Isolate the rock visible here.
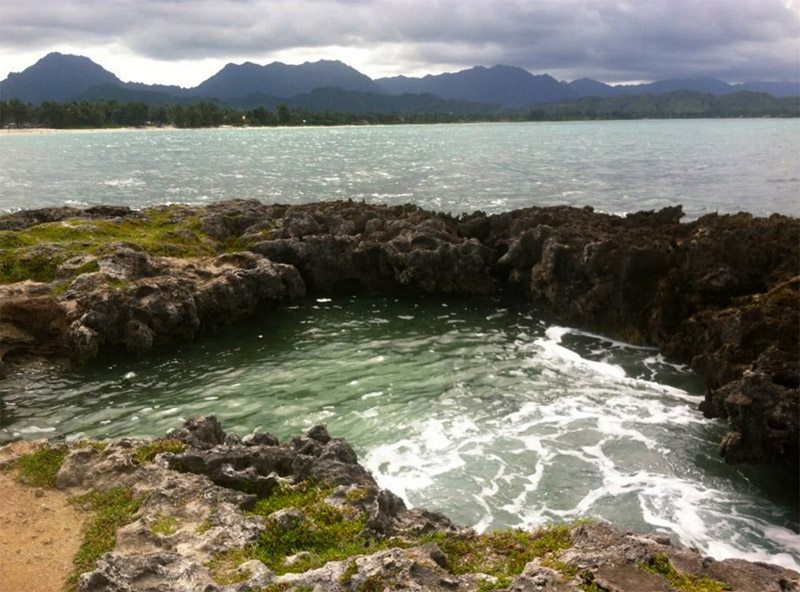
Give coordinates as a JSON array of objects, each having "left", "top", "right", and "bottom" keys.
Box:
[
  {"left": 235, "top": 559, "right": 273, "bottom": 587},
  {"left": 60, "top": 250, "right": 305, "bottom": 360},
  {"left": 664, "top": 278, "right": 800, "bottom": 466},
  {"left": 283, "top": 551, "right": 313, "bottom": 568},
  {"left": 2, "top": 418, "right": 797, "bottom": 592},
  {"left": 0, "top": 206, "right": 81, "bottom": 230},
  {"left": 558, "top": 521, "right": 800, "bottom": 592},
  {"left": 0, "top": 294, "right": 70, "bottom": 363},
  {"left": 77, "top": 552, "right": 220, "bottom": 592},
  {"left": 268, "top": 508, "right": 307, "bottom": 532},
  {"left": 167, "top": 416, "right": 231, "bottom": 450},
  {"left": 508, "top": 561, "right": 569, "bottom": 591},
  {"left": 304, "top": 424, "right": 332, "bottom": 444},
  {"left": 242, "top": 430, "right": 280, "bottom": 447}
]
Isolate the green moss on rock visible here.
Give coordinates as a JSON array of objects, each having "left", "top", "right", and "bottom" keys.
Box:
[
  {"left": 68, "top": 487, "right": 144, "bottom": 591},
  {"left": 640, "top": 554, "right": 732, "bottom": 592},
  {"left": 132, "top": 439, "right": 187, "bottom": 464},
  {"left": 0, "top": 205, "right": 238, "bottom": 284},
  {"left": 12, "top": 445, "right": 68, "bottom": 488}
]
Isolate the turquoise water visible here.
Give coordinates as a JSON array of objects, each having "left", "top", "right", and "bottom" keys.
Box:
[
  {"left": 1, "top": 120, "right": 799, "bottom": 218},
  {"left": 1, "top": 297, "right": 798, "bottom": 569},
  {"left": 0, "top": 120, "right": 799, "bottom": 569}
]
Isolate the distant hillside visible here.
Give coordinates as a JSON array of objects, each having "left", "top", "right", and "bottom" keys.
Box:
[
  {"left": 376, "top": 65, "right": 575, "bottom": 108},
  {"left": 225, "top": 87, "right": 501, "bottom": 114},
  {"left": 377, "top": 70, "right": 800, "bottom": 108},
  {"left": 565, "top": 78, "right": 800, "bottom": 101},
  {"left": 192, "top": 60, "right": 380, "bottom": 99},
  {"left": 527, "top": 90, "right": 800, "bottom": 119},
  {"left": 78, "top": 84, "right": 205, "bottom": 106},
  {"left": 738, "top": 81, "right": 800, "bottom": 97},
  {"left": 0, "top": 52, "right": 121, "bottom": 103}
]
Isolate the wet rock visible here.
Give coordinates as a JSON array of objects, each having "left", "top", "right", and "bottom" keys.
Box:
[{"left": 664, "top": 278, "right": 800, "bottom": 466}]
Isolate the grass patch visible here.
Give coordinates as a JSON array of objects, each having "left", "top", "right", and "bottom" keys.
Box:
[
  {"left": 74, "top": 440, "right": 109, "bottom": 453},
  {"left": 150, "top": 514, "right": 181, "bottom": 536},
  {"left": 12, "top": 445, "right": 68, "bottom": 488},
  {"left": 0, "top": 206, "right": 225, "bottom": 284},
  {"left": 195, "top": 507, "right": 216, "bottom": 535},
  {"left": 209, "top": 480, "right": 394, "bottom": 581},
  {"left": 132, "top": 439, "right": 187, "bottom": 464},
  {"left": 420, "top": 523, "right": 574, "bottom": 583},
  {"left": 209, "top": 485, "right": 593, "bottom": 586},
  {"left": 344, "top": 486, "right": 370, "bottom": 502},
  {"left": 640, "top": 554, "right": 732, "bottom": 592},
  {"left": 338, "top": 559, "right": 359, "bottom": 584},
  {"left": 0, "top": 246, "right": 64, "bottom": 283},
  {"left": 68, "top": 487, "right": 143, "bottom": 591}
]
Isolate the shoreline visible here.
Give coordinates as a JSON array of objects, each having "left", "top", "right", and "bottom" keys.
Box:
[
  {"left": 3, "top": 117, "right": 798, "bottom": 136},
  {"left": 2, "top": 125, "right": 180, "bottom": 135},
  {"left": 0, "top": 200, "right": 796, "bottom": 471}
]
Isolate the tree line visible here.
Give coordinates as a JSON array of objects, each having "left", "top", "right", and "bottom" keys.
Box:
[
  {"left": 0, "top": 98, "right": 504, "bottom": 129},
  {"left": 1, "top": 91, "right": 796, "bottom": 130}
]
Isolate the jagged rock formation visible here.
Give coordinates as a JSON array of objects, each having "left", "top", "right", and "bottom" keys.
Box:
[
  {"left": 2, "top": 417, "right": 797, "bottom": 592},
  {"left": 0, "top": 200, "right": 797, "bottom": 473}
]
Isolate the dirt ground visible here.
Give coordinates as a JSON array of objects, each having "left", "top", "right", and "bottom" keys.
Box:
[{"left": 0, "top": 470, "right": 85, "bottom": 592}]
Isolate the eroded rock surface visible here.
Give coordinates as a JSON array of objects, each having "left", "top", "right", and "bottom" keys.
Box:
[{"left": 1, "top": 417, "right": 797, "bottom": 592}]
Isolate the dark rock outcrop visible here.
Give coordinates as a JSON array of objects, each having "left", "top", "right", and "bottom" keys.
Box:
[
  {"left": 1, "top": 200, "right": 798, "bottom": 472},
  {"left": 0, "top": 247, "right": 305, "bottom": 366}
]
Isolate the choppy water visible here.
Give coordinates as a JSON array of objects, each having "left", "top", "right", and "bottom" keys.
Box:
[
  {"left": 1, "top": 119, "right": 799, "bottom": 218},
  {"left": 1, "top": 298, "right": 798, "bottom": 569}
]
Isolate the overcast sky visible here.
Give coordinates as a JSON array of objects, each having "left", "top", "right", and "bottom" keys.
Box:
[{"left": 1, "top": 0, "right": 798, "bottom": 87}]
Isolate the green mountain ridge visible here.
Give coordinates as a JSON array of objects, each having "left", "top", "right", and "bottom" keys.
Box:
[{"left": 2, "top": 52, "right": 799, "bottom": 110}]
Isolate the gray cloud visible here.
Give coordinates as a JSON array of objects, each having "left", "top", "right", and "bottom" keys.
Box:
[{"left": 1, "top": 0, "right": 798, "bottom": 82}]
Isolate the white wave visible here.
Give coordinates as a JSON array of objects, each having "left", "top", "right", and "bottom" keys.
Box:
[
  {"left": 535, "top": 327, "right": 627, "bottom": 381},
  {"left": 561, "top": 326, "right": 658, "bottom": 351},
  {"left": 361, "top": 391, "right": 384, "bottom": 400},
  {"left": 15, "top": 426, "right": 56, "bottom": 434},
  {"left": 102, "top": 177, "right": 145, "bottom": 187}
]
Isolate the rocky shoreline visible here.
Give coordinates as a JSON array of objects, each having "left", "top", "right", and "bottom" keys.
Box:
[
  {"left": 1, "top": 200, "right": 797, "bottom": 473},
  {"left": 2, "top": 416, "right": 798, "bottom": 592}
]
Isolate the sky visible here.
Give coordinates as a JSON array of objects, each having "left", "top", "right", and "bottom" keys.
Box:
[{"left": 1, "top": 0, "right": 799, "bottom": 88}]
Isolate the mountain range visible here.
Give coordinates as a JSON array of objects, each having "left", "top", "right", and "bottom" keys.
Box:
[{"left": 2, "top": 52, "right": 799, "bottom": 112}]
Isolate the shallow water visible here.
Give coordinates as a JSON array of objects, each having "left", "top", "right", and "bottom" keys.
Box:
[
  {"left": 1, "top": 297, "right": 798, "bottom": 569},
  {"left": 1, "top": 120, "right": 799, "bottom": 218}
]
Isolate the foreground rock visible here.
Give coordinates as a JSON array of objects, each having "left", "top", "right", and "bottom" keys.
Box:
[
  {"left": 2, "top": 417, "right": 797, "bottom": 592},
  {"left": 0, "top": 200, "right": 797, "bottom": 472}
]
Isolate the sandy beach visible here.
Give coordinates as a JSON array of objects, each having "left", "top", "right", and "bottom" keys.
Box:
[{"left": 2, "top": 125, "right": 179, "bottom": 135}]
